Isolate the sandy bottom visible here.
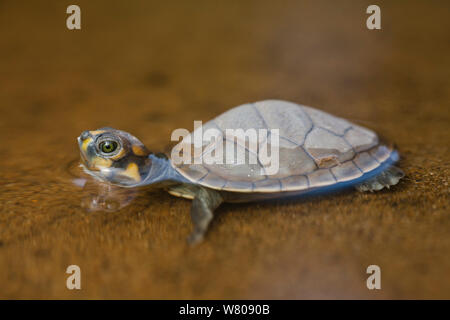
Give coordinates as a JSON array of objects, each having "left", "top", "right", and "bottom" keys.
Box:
[{"left": 0, "top": 1, "right": 448, "bottom": 298}]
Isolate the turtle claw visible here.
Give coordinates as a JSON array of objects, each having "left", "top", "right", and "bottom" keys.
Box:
[{"left": 356, "top": 166, "right": 404, "bottom": 192}]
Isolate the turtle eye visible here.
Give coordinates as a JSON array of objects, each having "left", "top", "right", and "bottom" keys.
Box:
[{"left": 99, "top": 140, "right": 118, "bottom": 154}]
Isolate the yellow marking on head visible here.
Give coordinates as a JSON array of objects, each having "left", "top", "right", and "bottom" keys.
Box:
[
  {"left": 92, "top": 157, "right": 112, "bottom": 168},
  {"left": 90, "top": 130, "right": 106, "bottom": 136},
  {"left": 132, "top": 145, "right": 147, "bottom": 156},
  {"left": 110, "top": 147, "right": 126, "bottom": 161},
  {"left": 167, "top": 190, "right": 194, "bottom": 200},
  {"left": 82, "top": 137, "right": 93, "bottom": 152},
  {"left": 122, "top": 162, "right": 141, "bottom": 182}
]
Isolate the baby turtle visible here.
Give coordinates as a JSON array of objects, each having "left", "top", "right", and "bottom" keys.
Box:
[{"left": 78, "top": 100, "right": 404, "bottom": 244}]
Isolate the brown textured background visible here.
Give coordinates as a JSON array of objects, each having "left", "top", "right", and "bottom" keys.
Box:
[{"left": 0, "top": 0, "right": 449, "bottom": 299}]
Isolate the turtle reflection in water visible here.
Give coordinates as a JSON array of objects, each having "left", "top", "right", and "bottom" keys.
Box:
[
  {"left": 69, "top": 168, "right": 139, "bottom": 212},
  {"left": 77, "top": 100, "right": 404, "bottom": 244}
]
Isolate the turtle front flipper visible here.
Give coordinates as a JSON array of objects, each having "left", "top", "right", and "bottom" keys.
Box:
[
  {"left": 355, "top": 166, "right": 404, "bottom": 192},
  {"left": 187, "top": 187, "right": 223, "bottom": 245}
]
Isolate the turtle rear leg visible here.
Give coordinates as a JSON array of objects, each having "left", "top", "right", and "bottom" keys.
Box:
[
  {"left": 356, "top": 166, "right": 404, "bottom": 192},
  {"left": 187, "top": 187, "right": 223, "bottom": 245}
]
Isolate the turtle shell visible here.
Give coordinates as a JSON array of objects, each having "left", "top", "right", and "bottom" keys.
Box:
[{"left": 171, "top": 100, "right": 396, "bottom": 193}]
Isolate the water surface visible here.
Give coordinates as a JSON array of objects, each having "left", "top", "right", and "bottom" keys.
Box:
[{"left": 0, "top": 0, "right": 449, "bottom": 298}]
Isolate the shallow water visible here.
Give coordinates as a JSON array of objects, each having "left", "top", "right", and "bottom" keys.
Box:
[
  {"left": 65, "top": 160, "right": 138, "bottom": 212},
  {"left": 0, "top": 1, "right": 449, "bottom": 298}
]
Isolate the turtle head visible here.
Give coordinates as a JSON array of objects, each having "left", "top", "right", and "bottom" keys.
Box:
[{"left": 77, "top": 127, "right": 151, "bottom": 186}]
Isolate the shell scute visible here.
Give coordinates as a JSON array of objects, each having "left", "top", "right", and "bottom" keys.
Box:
[
  {"left": 331, "top": 161, "right": 363, "bottom": 182},
  {"left": 214, "top": 103, "right": 267, "bottom": 131},
  {"left": 266, "top": 137, "right": 317, "bottom": 178},
  {"left": 353, "top": 152, "right": 380, "bottom": 173},
  {"left": 303, "top": 106, "right": 352, "bottom": 136},
  {"left": 280, "top": 175, "right": 309, "bottom": 191},
  {"left": 223, "top": 180, "right": 254, "bottom": 191},
  {"left": 253, "top": 178, "right": 282, "bottom": 192},
  {"left": 307, "top": 168, "right": 337, "bottom": 187},
  {"left": 370, "top": 145, "right": 391, "bottom": 163},
  {"left": 254, "top": 100, "right": 313, "bottom": 145},
  {"left": 344, "top": 126, "right": 378, "bottom": 152},
  {"left": 304, "top": 127, "right": 355, "bottom": 167}
]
